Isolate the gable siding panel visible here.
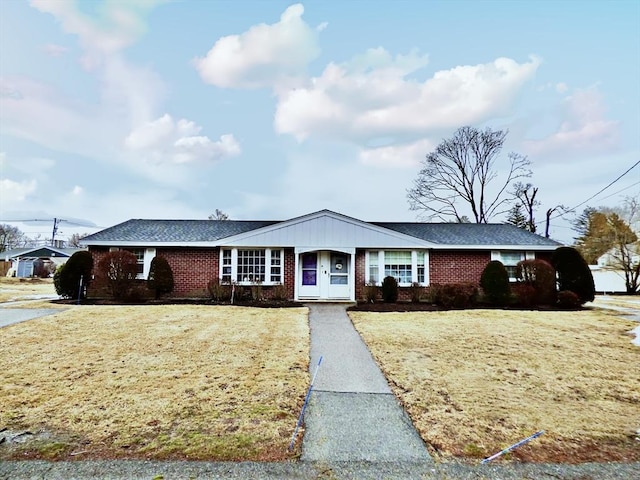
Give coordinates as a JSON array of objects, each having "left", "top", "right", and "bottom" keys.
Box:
[{"left": 429, "top": 251, "right": 490, "bottom": 285}]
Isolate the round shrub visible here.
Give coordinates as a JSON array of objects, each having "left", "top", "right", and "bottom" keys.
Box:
[
  {"left": 433, "top": 282, "right": 478, "bottom": 309},
  {"left": 55, "top": 250, "right": 93, "bottom": 299},
  {"left": 515, "top": 259, "right": 557, "bottom": 305},
  {"left": 147, "top": 256, "right": 174, "bottom": 299},
  {"left": 97, "top": 250, "right": 138, "bottom": 300},
  {"left": 480, "top": 260, "right": 511, "bottom": 306},
  {"left": 381, "top": 276, "right": 398, "bottom": 303},
  {"left": 551, "top": 246, "right": 595, "bottom": 305},
  {"left": 557, "top": 290, "right": 582, "bottom": 309}
]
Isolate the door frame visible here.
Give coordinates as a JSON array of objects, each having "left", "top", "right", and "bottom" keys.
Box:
[{"left": 294, "top": 247, "right": 355, "bottom": 301}]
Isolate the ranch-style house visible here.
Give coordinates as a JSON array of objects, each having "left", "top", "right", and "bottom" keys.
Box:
[{"left": 82, "top": 209, "right": 563, "bottom": 301}]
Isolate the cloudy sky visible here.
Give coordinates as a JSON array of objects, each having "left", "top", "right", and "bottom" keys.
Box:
[{"left": 1, "top": 0, "right": 639, "bottom": 244}]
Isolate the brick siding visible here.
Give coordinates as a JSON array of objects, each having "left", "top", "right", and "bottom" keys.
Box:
[{"left": 429, "top": 250, "right": 491, "bottom": 285}]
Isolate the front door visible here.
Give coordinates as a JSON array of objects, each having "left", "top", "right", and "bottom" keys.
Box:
[{"left": 298, "top": 251, "right": 351, "bottom": 300}]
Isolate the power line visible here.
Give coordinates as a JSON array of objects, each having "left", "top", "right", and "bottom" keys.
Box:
[{"left": 563, "top": 159, "right": 640, "bottom": 215}]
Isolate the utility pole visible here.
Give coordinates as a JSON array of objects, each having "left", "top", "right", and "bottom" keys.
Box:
[{"left": 51, "top": 218, "right": 64, "bottom": 246}]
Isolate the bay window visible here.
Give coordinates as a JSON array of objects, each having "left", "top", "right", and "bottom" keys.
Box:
[
  {"left": 220, "top": 248, "right": 283, "bottom": 284},
  {"left": 366, "top": 250, "right": 429, "bottom": 286}
]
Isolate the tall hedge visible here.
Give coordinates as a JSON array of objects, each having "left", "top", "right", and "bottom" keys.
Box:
[
  {"left": 551, "top": 246, "right": 595, "bottom": 304},
  {"left": 147, "top": 256, "right": 174, "bottom": 299},
  {"left": 381, "top": 276, "right": 398, "bottom": 303},
  {"left": 54, "top": 250, "right": 93, "bottom": 299},
  {"left": 480, "top": 260, "right": 511, "bottom": 306}
]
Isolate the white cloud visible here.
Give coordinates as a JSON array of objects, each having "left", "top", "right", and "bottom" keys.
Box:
[
  {"left": 0, "top": 178, "right": 38, "bottom": 204},
  {"left": 194, "top": 3, "right": 323, "bottom": 89},
  {"left": 524, "top": 86, "right": 619, "bottom": 157},
  {"left": 43, "top": 43, "right": 68, "bottom": 56},
  {"left": 124, "top": 114, "right": 241, "bottom": 165},
  {"left": 555, "top": 82, "right": 568, "bottom": 94},
  {"left": 71, "top": 185, "right": 84, "bottom": 196},
  {"left": 359, "top": 138, "right": 434, "bottom": 168},
  {"left": 274, "top": 54, "right": 541, "bottom": 143}
]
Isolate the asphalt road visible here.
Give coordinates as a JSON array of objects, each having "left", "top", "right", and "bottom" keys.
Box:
[{"left": 0, "top": 308, "right": 61, "bottom": 328}]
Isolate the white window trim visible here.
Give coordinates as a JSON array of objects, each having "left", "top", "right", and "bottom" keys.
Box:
[
  {"left": 365, "top": 250, "right": 429, "bottom": 287},
  {"left": 108, "top": 247, "right": 156, "bottom": 279},
  {"left": 491, "top": 250, "right": 535, "bottom": 280},
  {"left": 219, "top": 248, "right": 284, "bottom": 286}
]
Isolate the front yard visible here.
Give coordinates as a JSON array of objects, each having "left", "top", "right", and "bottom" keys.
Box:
[
  {"left": 0, "top": 304, "right": 309, "bottom": 460},
  {"left": 350, "top": 308, "right": 640, "bottom": 463}
]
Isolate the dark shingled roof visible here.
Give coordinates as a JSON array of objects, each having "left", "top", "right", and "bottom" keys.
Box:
[
  {"left": 82, "top": 216, "right": 562, "bottom": 247},
  {"left": 373, "top": 222, "right": 562, "bottom": 246},
  {"left": 82, "top": 219, "right": 278, "bottom": 243}
]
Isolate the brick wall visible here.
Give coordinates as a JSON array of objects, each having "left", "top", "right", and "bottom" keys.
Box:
[
  {"left": 157, "top": 248, "right": 218, "bottom": 297},
  {"left": 429, "top": 250, "right": 490, "bottom": 285}
]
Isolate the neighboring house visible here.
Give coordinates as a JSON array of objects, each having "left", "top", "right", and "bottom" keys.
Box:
[
  {"left": 591, "top": 244, "right": 640, "bottom": 293},
  {"left": 2, "top": 246, "right": 85, "bottom": 277},
  {"left": 81, "top": 209, "right": 562, "bottom": 301}
]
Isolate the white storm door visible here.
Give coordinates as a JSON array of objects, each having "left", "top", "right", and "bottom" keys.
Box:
[
  {"left": 322, "top": 252, "right": 350, "bottom": 299},
  {"left": 299, "top": 252, "right": 320, "bottom": 298}
]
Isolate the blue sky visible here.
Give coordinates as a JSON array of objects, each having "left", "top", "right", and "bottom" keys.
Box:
[{"left": 1, "top": 0, "right": 639, "bottom": 244}]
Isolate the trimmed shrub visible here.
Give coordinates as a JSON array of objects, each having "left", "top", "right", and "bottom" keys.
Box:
[
  {"left": 147, "top": 256, "right": 174, "bottom": 299},
  {"left": 207, "top": 278, "right": 232, "bottom": 302},
  {"left": 515, "top": 259, "right": 557, "bottom": 305},
  {"left": 551, "top": 246, "right": 595, "bottom": 305},
  {"left": 511, "top": 283, "right": 537, "bottom": 308},
  {"left": 363, "top": 282, "right": 379, "bottom": 303},
  {"left": 557, "top": 290, "right": 582, "bottom": 309},
  {"left": 55, "top": 250, "right": 94, "bottom": 299},
  {"left": 97, "top": 250, "right": 138, "bottom": 301},
  {"left": 433, "top": 283, "right": 478, "bottom": 309},
  {"left": 480, "top": 260, "right": 511, "bottom": 306},
  {"left": 381, "top": 276, "right": 398, "bottom": 303}
]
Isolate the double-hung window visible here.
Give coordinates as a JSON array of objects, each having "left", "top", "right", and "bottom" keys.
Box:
[
  {"left": 220, "top": 248, "right": 283, "bottom": 284},
  {"left": 491, "top": 251, "right": 534, "bottom": 280},
  {"left": 366, "top": 250, "right": 428, "bottom": 286}
]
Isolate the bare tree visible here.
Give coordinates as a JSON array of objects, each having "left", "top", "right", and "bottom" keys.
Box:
[
  {"left": 0, "top": 224, "right": 24, "bottom": 252},
  {"left": 68, "top": 233, "right": 88, "bottom": 248},
  {"left": 407, "top": 126, "right": 531, "bottom": 223},
  {"left": 512, "top": 182, "right": 539, "bottom": 232},
  {"left": 208, "top": 209, "right": 230, "bottom": 220}
]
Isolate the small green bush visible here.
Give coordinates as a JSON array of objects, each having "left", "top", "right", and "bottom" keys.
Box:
[
  {"left": 551, "top": 247, "right": 595, "bottom": 305},
  {"left": 147, "top": 256, "right": 174, "bottom": 299},
  {"left": 480, "top": 260, "right": 511, "bottom": 306},
  {"left": 433, "top": 283, "right": 478, "bottom": 309},
  {"left": 381, "top": 276, "right": 398, "bottom": 303},
  {"left": 557, "top": 290, "right": 582, "bottom": 309},
  {"left": 55, "top": 250, "right": 93, "bottom": 299}
]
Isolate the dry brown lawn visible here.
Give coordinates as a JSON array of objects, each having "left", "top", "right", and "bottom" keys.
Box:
[
  {"left": 0, "top": 305, "right": 309, "bottom": 461},
  {"left": 0, "top": 277, "right": 58, "bottom": 304},
  {"left": 350, "top": 309, "right": 640, "bottom": 463}
]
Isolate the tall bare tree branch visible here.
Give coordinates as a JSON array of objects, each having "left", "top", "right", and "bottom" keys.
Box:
[{"left": 407, "top": 126, "right": 531, "bottom": 223}]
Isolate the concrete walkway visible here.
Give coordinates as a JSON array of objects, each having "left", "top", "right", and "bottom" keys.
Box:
[{"left": 301, "top": 304, "right": 432, "bottom": 463}]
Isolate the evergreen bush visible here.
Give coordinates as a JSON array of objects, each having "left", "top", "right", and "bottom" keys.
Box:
[
  {"left": 147, "top": 256, "right": 174, "bottom": 299},
  {"left": 433, "top": 283, "right": 478, "bottom": 309},
  {"left": 551, "top": 246, "right": 595, "bottom": 305},
  {"left": 55, "top": 250, "right": 93, "bottom": 299},
  {"left": 515, "top": 259, "right": 557, "bottom": 305},
  {"left": 381, "top": 276, "right": 398, "bottom": 303},
  {"left": 480, "top": 260, "right": 511, "bottom": 306}
]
